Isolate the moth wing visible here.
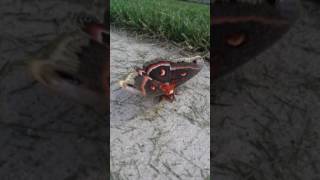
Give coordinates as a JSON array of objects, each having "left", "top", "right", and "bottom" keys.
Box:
[
  {"left": 170, "top": 61, "right": 203, "bottom": 87},
  {"left": 133, "top": 75, "right": 163, "bottom": 97},
  {"left": 73, "top": 12, "right": 107, "bottom": 45},
  {"left": 143, "top": 60, "right": 172, "bottom": 83}
]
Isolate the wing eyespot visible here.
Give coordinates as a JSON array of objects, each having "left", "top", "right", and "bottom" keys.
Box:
[
  {"left": 150, "top": 85, "right": 156, "bottom": 91},
  {"left": 180, "top": 72, "right": 187, "bottom": 77},
  {"left": 160, "top": 68, "right": 166, "bottom": 76},
  {"left": 225, "top": 32, "right": 247, "bottom": 47}
]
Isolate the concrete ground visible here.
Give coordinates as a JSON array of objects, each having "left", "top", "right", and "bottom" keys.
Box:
[
  {"left": 1, "top": 0, "right": 318, "bottom": 179},
  {"left": 110, "top": 29, "right": 210, "bottom": 180},
  {"left": 213, "top": 1, "right": 320, "bottom": 179},
  {"left": 0, "top": 1, "right": 107, "bottom": 180},
  {"left": 0, "top": 0, "right": 210, "bottom": 180}
]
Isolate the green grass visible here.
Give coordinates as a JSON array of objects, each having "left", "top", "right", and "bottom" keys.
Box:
[{"left": 110, "top": 0, "right": 210, "bottom": 52}]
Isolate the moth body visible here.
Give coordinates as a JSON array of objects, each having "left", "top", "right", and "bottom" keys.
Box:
[{"left": 29, "top": 13, "right": 108, "bottom": 112}]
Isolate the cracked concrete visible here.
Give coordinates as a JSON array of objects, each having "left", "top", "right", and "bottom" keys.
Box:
[
  {"left": 110, "top": 29, "right": 210, "bottom": 180},
  {"left": 0, "top": 1, "right": 107, "bottom": 180},
  {"left": 212, "top": 1, "right": 320, "bottom": 179}
]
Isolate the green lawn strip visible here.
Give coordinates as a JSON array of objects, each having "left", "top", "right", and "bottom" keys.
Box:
[{"left": 110, "top": 0, "right": 209, "bottom": 52}]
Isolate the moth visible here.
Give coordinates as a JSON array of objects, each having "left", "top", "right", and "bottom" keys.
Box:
[
  {"left": 212, "top": 0, "right": 300, "bottom": 79},
  {"left": 119, "top": 56, "right": 204, "bottom": 102},
  {"left": 28, "top": 13, "right": 108, "bottom": 112}
]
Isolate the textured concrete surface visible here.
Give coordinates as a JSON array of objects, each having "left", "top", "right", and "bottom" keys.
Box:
[
  {"left": 110, "top": 29, "right": 210, "bottom": 180},
  {"left": 213, "top": 1, "right": 320, "bottom": 179},
  {"left": 0, "top": 1, "right": 107, "bottom": 180}
]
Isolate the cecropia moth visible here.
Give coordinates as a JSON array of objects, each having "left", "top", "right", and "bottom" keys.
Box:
[
  {"left": 29, "top": 13, "right": 108, "bottom": 111},
  {"left": 119, "top": 56, "right": 204, "bottom": 102}
]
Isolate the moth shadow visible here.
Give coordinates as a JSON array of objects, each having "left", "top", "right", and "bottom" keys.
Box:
[{"left": 111, "top": 87, "right": 160, "bottom": 124}]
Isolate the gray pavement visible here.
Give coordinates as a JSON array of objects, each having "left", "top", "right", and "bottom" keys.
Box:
[
  {"left": 0, "top": 1, "right": 107, "bottom": 180},
  {"left": 213, "top": 1, "right": 320, "bottom": 179},
  {"left": 1, "top": 0, "right": 318, "bottom": 180},
  {"left": 110, "top": 29, "right": 210, "bottom": 180}
]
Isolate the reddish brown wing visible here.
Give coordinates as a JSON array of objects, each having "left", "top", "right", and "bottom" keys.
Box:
[
  {"left": 134, "top": 60, "right": 202, "bottom": 97},
  {"left": 169, "top": 61, "right": 202, "bottom": 87},
  {"left": 82, "top": 22, "right": 108, "bottom": 98},
  {"left": 144, "top": 60, "right": 172, "bottom": 83},
  {"left": 133, "top": 74, "right": 164, "bottom": 97},
  {"left": 212, "top": 0, "right": 300, "bottom": 79},
  {"left": 144, "top": 60, "right": 202, "bottom": 85}
]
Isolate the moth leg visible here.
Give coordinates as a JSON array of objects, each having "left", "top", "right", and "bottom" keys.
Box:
[
  {"left": 170, "top": 94, "right": 176, "bottom": 102},
  {"left": 159, "top": 94, "right": 175, "bottom": 102},
  {"left": 174, "top": 90, "right": 181, "bottom": 95}
]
